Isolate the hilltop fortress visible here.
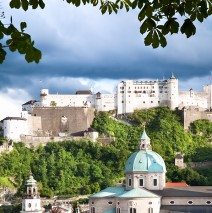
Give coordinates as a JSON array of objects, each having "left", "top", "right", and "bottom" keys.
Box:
[
  {"left": 1, "top": 75, "right": 212, "bottom": 142},
  {"left": 23, "top": 74, "right": 212, "bottom": 114}
]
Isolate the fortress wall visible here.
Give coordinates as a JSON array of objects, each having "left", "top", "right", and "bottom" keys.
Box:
[
  {"left": 20, "top": 135, "right": 87, "bottom": 147},
  {"left": 182, "top": 108, "right": 212, "bottom": 130},
  {"left": 179, "top": 91, "right": 207, "bottom": 109},
  {"left": 28, "top": 116, "right": 42, "bottom": 135},
  {"left": 32, "top": 107, "right": 95, "bottom": 136}
]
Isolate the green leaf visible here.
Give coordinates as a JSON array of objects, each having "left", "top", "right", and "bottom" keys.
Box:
[
  {"left": 197, "top": 12, "right": 204, "bottom": 22},
  {"left": 137, "top": 1, "right": 143, "bottom": 9},
  {"left": 0, "top": 31, "right": 3, "bottom": 39},
  {"left": 146, "top": 5, "right": 153, "bottom": 18},
  {"left": 101, "top": 5, "right": 107, "bottom": 14},
  {"left": 0, "top": 48, "right": 6, "bottom": 64},
  {"left": 140, "top": 20, "right": 148, "bottom": 34},
  {"left": 38, "top": 0, "right": 45, "bottom": 9},
  {"left": 157, "top": 29, "right": 167, "bottom": 48},
  {"left": 33, "top": 48, "right": 42, "bottom": 63},
  {"left": 190, "top": 12, "right": 196, "bottom": 21},
  {"left": 178, "top": 3, "right": 185, "bottom": 16},
  {"left": 10, "top": 0, "right": 21, "bottom": 9},
  {"left": 75, "top": 0, "right": 81, "bottom": 7},
  {"left": 180, "top": 19, "right": 196, "bottom": 38},
  {"left": 29, "top": 0, "right": 39, "bottom": 9},
  {"left": 120, "top": 1, "right": 124, "bottom": 9},
  {"left": 170, "top": 20, "right": 179, "bottom": 34},
  {"left": 21, "top": 0, "right": 29, "bottom": 11},
  {"left": 124, "top": 2, "right": 130, "bottom": 12},
  {"left": 138, "top": 8, "right": 146, "bottom": 22},
  {"left": 131, "top": 0, "right": 137, "bottom": 9},
  {"left": 162, "top": 20, "right": 171, "bottom": 35},
  {"left": 152, "top": 31, "right": 159, "bottom": 48},
  {"left": 144, "top": 30, "right": 153, "bottom": 46},
  {"left": 20, "top": 22, "right": 27, "bottom": 32},
  {"left": 108, "top": 4, "right": 112, "bottom": 14}
]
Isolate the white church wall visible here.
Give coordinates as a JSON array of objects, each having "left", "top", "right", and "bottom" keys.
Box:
[{"left": 117, "top": 197, "right": 161, "bottom": 213}]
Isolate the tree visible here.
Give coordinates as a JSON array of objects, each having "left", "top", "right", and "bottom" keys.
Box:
[{"left": 0, "top": 0, "right": 212, "bottom": 63}]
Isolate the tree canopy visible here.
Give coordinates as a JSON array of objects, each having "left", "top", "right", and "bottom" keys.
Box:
[
  {"left": 0, "top": 0, "right": 212, "bottom": 63},
  {"left": 0, "top": 107, "right": 211, "bottom": 199}
]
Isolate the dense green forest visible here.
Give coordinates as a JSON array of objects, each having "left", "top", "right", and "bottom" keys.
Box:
[{"left": 0, "top": 107, "right": 211, "bottom": 199}]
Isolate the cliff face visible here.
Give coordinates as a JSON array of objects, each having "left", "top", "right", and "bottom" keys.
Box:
[{"left": 32, "top": 107, "right": 95, "bottom": 136}]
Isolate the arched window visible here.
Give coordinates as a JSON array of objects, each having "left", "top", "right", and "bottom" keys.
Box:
[
  {"left": 91, "top": 207, "right": 95, "bottom": 213},
  {"left": 129, "top": 208, "right": 136, "bottom": 213},
  {"left": 116, "top": 207, "right": 121, "bottom": 213},
  {"left": 148, "top": 207, "right": 153, "bottom": 213}
]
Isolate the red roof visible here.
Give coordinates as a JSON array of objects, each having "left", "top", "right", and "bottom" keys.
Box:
[{"left": 166, "top": 182, "right": 188, "bottom": 187}]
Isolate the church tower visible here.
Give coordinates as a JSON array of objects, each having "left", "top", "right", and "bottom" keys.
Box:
[
  {"left": 20, "top": 173, "right": 42, "bottom": 213},
  {"left": 125, "top": 129, "right": 166, "bottom": 190}
]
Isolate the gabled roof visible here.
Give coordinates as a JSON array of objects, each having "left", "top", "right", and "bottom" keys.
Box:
[
  {"left": 90, "top": 187, "right": 125, "bottom": 198},
  {"left": 22, "top": 100, "right": 38, "bottom": 105},
  {"left": 2, "top": 117, "right": 27, "bottom": 121},
  {"left": 118, "top": 187, "right": 160, "bottom": 198},
  {"left": 90, "top": 187, "right": 160, "bottom": 199}
]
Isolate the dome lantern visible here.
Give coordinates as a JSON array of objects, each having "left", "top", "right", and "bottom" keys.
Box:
[{"left": 138, "top": 128, "right": 152, "bottom": 151}]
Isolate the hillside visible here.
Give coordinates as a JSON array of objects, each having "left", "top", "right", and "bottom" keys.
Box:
[{"left": 0, "top": 107, "right": 211, "bottom": 199}]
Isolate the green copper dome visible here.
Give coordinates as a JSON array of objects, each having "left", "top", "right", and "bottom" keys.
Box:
[
  {"left": 25, "top": 173, "right": 37, "bottom": 186},
  {"left": 125, "top": 150, "right": 166, "bottom": 173}
]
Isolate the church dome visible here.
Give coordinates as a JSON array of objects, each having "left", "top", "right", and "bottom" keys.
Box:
[
  {"left": 125, "top": 129, "right": 166, "bottom": 173},
  {"left": 125, "top": 150, "right": 166, "bottom": 173}
]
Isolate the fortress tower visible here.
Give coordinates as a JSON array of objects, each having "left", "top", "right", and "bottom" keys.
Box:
[{"left": 167, "top": 73, "right": 179, "bottom": 110}]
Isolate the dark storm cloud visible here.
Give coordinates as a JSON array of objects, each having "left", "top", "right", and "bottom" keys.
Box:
[{"left": 1, "top": 0, "right": 212, "bottom": 99}]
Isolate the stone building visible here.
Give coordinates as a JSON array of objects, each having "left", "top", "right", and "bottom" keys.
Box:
[
  {"left": 89, "top": 130, "right": 212, "bottom": 213},
  {"left": 23, "top": 75, "right": 212, "bottom": 115},
  {"left": 117, "top": 75, "right": 212, "bottom": 114}
]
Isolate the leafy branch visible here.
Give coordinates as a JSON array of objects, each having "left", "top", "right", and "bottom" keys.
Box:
[{"left": 0, "top": 0, "right": 211, "bottom": 63}]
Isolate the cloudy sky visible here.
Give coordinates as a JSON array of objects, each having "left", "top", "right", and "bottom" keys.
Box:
[{"left": 0, "top": 0, "right": 212, "bottom": 120}]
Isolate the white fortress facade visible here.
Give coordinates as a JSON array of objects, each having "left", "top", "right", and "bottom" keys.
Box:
[
  {"left": 22, "top": 75, "right": 212, "bottom": 115},
  {"left": 1, "top": 74, "right": 212, "bottom": 142},
  {"left": 38, "top": 89, "right": 117, "bottom": 112}
]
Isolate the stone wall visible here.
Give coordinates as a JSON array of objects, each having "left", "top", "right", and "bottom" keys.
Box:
[
  {"left": 182, "top": 107, "right": 212, "bottom": 130},
  {"left": 20, "top": 135, "right": 92, "bottom": 148},
  {"left": 32, "top": 107, "right": 95, "bottom": 136}
]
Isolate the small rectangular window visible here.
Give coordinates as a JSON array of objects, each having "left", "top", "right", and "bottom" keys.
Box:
[
  {"left": 153, "top": 179, "right": 157, "bottom": 186},
  {"left": 139, "top": 179, "right": 144, "bottom": 186},
  {"left": 128, "top": 178, "right": 132, "bottom": 187}
]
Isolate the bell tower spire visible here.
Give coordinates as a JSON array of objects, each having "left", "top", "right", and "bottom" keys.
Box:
[
  {"left": 138, "top": 128, "right": 152, "bottom": 151},
  {"left": 20, "top": 172, "right": 42, "bottom": 213}
]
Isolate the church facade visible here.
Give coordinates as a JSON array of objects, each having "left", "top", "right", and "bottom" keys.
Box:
[{"left": 89, "top": 130, "right": 212, "bottom": 213}]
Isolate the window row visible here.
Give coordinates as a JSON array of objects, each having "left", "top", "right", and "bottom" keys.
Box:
[
  {"left": 169, "top": 200, "right": 211, "bottom": 205},
  {"left": 128, "top": 178, "right": 158, "bottom": 187},
  {"left": 91, "top": 206, "right": 154, "bottom": 213}
]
